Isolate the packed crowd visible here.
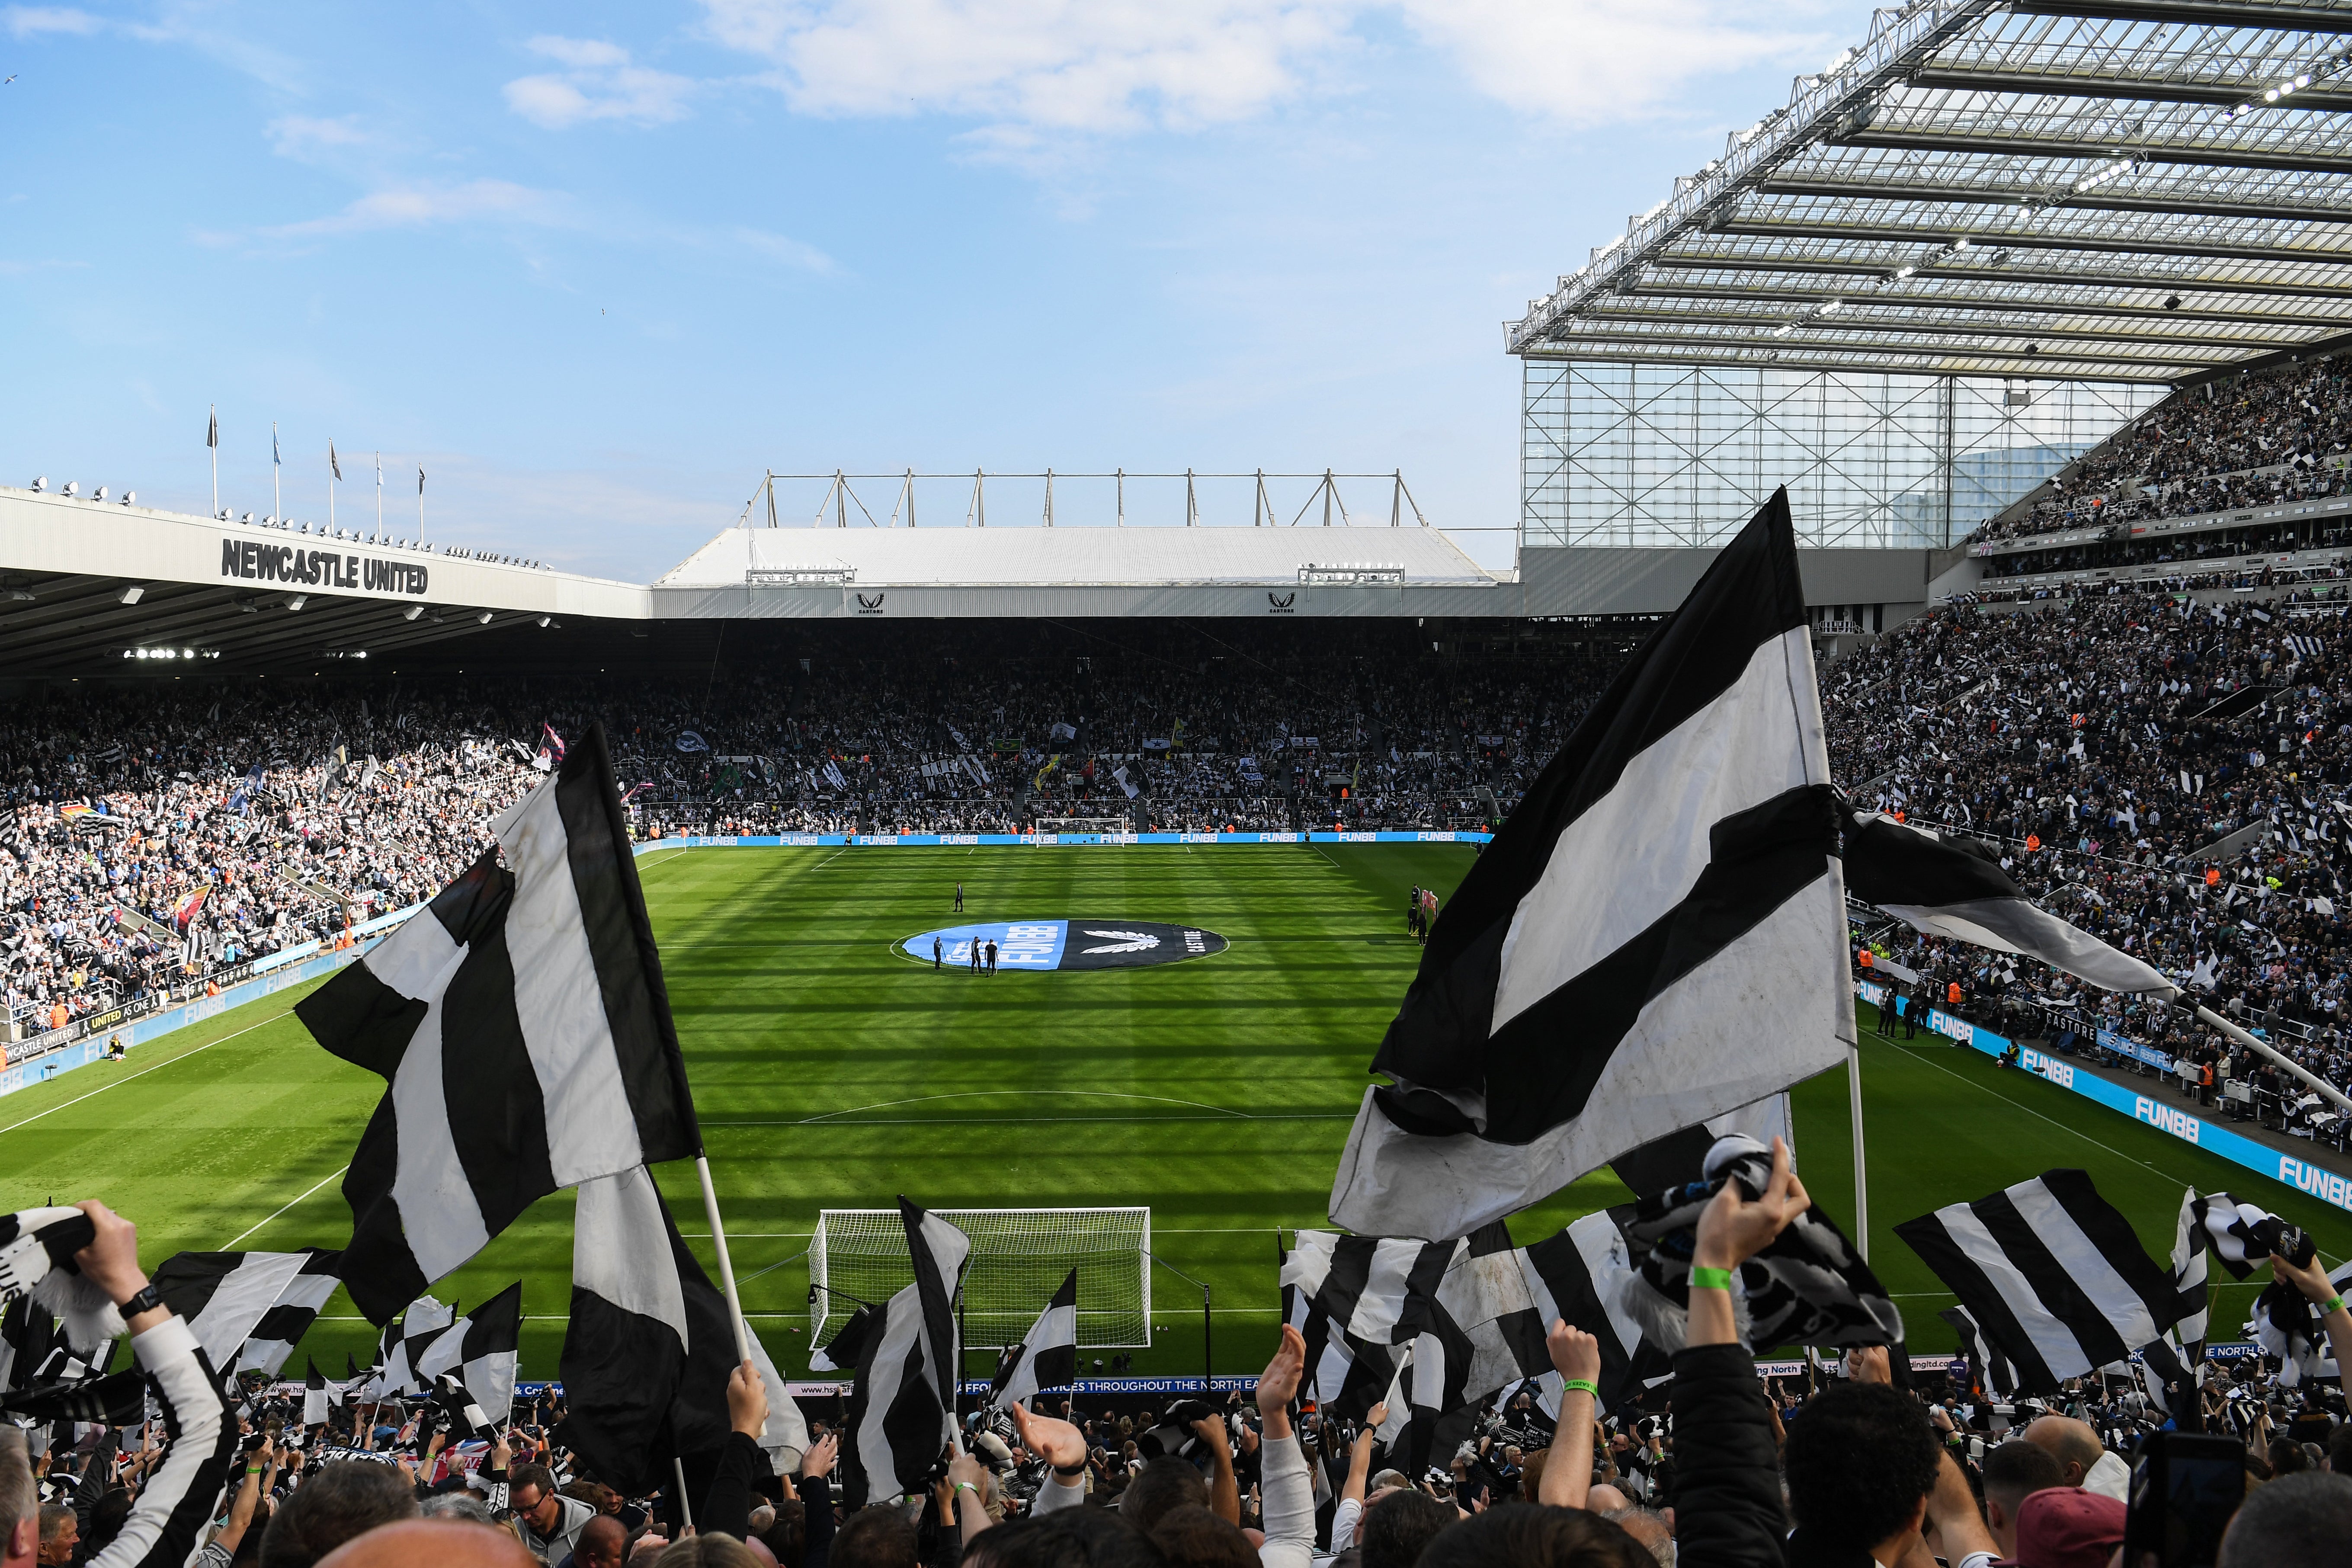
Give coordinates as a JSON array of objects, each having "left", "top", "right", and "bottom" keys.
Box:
[
  {"left": 1, "top": 628, "right": 1628, "bottom": 1036},
  {"left": 1973, "top": 354, "right": 2352, "bottom": 548},
  {"left": 1823, "top": 577, "right": 2352, "bottom": 1100},
  {"left": 24, "top": 1170, "right": 2352, "bottom": 1567}
]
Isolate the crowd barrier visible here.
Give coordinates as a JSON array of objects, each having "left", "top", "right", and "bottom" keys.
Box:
[
  {"left": 1858, "top": 979, "right": 2352, "bottom": 1215},
  {"left": 633, "top": 830, "right": 1493, "bottom": 850}
]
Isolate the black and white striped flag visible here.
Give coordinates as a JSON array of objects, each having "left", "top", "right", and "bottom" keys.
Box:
[
  {"left": 415, "top": 1282, "right": 522, "bottom": 1430},
  {"left": 840, "top": 1199, "right": 971, "bottom": 1506},
  {"left": 304, "top": 1357, "right": 337, "bottom": 1427},
  {"left": 150, "top": 1250, "right": 316, "bottom": 1376},
  {"left": 1330, "top": 491, "right": 1852, "bottom": 1240},
  {"left": 990, "top": 1270, "right": 1077, "bottom": 1410},
  {"left": 364, "top": 1295, "right": 456, "bottom": 1399},
  {"left": 557, "top": 1165, "right": 808, "bottom": 1494},
  {"left": 1895, "top": 1170, "right": 2183, "bottom": 1394},
  {"left": 1940, "top": 1306, "right": 2017, "bottom": 1399},
  {"left": 433, "top": 1372, "right": 495, "bottom": 1440},
  {"left": 1280, "top": 1231, "right": 1456, "bottom": 1419},
  {"left": 296, "top": 720, "right": 702, "bottom": 1324},
  {"left": 237, "top": 1248, "right": 343, "bottom": 1378},
  {"left": 1843, "top": 812, "right": 2176, "bottom": 996}
]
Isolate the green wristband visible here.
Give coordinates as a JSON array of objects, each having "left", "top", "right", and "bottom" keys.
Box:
[
  {"left": 1690, "top": 1265, "right": 1735, "bottom": 1292},
  {"left": 2326, "top": 1294, "right": 2346, "bottom": 1316},
  {"left": 1563, "top": 1379, "right": 1598, "bottom": 1398}
]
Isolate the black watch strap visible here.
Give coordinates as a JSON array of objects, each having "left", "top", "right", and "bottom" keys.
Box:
[{"left": 120, "top": 1283, "right": 166, "bottom": 1319}]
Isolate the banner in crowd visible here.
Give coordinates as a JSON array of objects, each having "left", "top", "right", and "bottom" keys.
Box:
[{"left": 1858, "top": 981, "right": 2352, "bottom": 1215}]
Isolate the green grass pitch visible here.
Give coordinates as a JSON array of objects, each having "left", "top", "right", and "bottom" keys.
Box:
[{"left": 6, "top": 843, "right": 2348, "bottom": 1382}]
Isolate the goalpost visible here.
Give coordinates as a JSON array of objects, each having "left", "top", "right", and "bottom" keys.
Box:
[
  {"left": 1033, "top": 817, "right": 1133, "bottom": 834},
  {"left": 811, "top": 1207, "right": 1152, "bottom": 1350}
]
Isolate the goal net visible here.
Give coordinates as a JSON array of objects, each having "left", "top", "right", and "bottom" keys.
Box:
[
  {"left": 811, "top": 1207, "right": 1151, "bottom": 1351},
  {"left": 1034, "top": 817, "right": 1132, "bottom": 834}
]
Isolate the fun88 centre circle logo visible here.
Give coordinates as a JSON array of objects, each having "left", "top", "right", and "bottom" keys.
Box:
[{"left": 899, "top": 919, "right": 1227, "bottom": 972}]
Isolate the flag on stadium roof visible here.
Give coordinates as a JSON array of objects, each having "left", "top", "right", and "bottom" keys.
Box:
[
  {"left": 840, "top": 1199, "right": 970, "bottom": 1506},
  {"left": 1895, "top": 1169, "right": 2183, "bottom": 1396},
  {"left": 234, "top": 1247, "right": 342, "bottom": 1378},
  {"left": 1842, "top": 810, "right": 2176, "bottom": 996},
  {"left": 990, "top": 1269, "right": 1078, "bottom": 1411},
  {"left": 557, "top": 1164, "right": 807, "bottom": 1494},
  {"left": 1329, "top": 488, "right": 1850, "bottom": 1240},
  {"left": 295, "top": 719, "right": 701, "bottom": 1323}
]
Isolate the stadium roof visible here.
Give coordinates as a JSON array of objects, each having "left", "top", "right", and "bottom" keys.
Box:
[
  {"left": 1507, "top": 0, "right": 2352, "bottom": 384},
  {"left": 659, "top": 525, "right": 1497, "bottom": 589}
]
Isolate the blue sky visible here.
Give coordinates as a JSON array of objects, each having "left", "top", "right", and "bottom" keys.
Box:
[{"left": 0, "top": 0, "right": 1874, "bottom": 579}]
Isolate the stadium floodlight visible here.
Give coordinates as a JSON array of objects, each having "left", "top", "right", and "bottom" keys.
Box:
[
  {"left": 476, "top": 610, "right": 493, "bottom": 624},
  {"left": 537, "top": 616, "right": 556, "bottom": 628},
  {"left": 241, "top": 512, "right": 255, "bottom": 523},
  {"left": 1, "top": 588, "right": 33, "bottom": 603},
  {"left": 218, "top": 508, "right": 231, "bottom": 520},
  {"left": 1894, "top": 265, "right": 1914, "bottom": 279},
  {"left": 285, "top": 595, "right": 306, "bottom": 611},
  {"left": 121, "top": 491, "right": 134, "bottom": 505},
  {"left": 61, "top": 481, "right": 77, "bottom": 497},
  {"left": 92, "top": 486, "right": 107, "bottom": 501},
  {"left": 402, "top": 604, "right": 424, "bottom": 621},
  {"left": 118, "top": 585, "right": 145, "bottom": 605},
  {"left": 28, "top": 476, "right": 42, "bottom": 492}
]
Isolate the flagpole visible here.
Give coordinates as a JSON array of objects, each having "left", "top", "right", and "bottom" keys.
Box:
[
  {"left": 329, "top": 443, "right": 336, "bottom": 531},
  {"left": 693, "top": 1155, "right": 754, "bottom": 1365},
  {"left": 1848, "top": 1046, "right": 1869, "bottom": 1262},
  {"left": 272, "top": 422, "right": 281, "bottom": 522},
  {"left": 209, "top": 404, "right": 218, "bottom": 519},
  {"left": 2194, "top": 1000, "right": 2352, "bottom": 1113}
]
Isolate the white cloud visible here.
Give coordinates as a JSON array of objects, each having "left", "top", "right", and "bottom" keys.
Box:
[
  {"left": 505, "top": 35, "right": 699, "bottom": 128},
  {"left": 1395, "top": 0, "right": 1829, "bottom": 126},
  {"left": 270, "top": 179, "right": 564, "bottom": 237},
  {"left": 696, "top": 0, "right": 1829, "bottom": 137},
  {"left": 3, "top": 6, "right": 101, "bottom": 36},
  {"left": 733, "top": 227, "right": 836, "bottom": 273},
  {"left": 267, "top": 114, "right": 370, "bottom": 158}
]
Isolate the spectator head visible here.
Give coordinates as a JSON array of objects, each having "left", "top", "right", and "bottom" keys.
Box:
[
  {"left": 2218, "top": 1471, "right": 2352, "bottom": 1568},
  {"left": 418, "top": 1495, "right": 497, "bottom": 1525},
  {"left": 1147, "top": 1504, "right": 1254, "bottom": 1567},
  {"left": 1983, "top": 1438, "right": 2068, "bottom": 1557},
  {"left": 2021, "top": 1415, "right": 2107, "bottom": 1488},
  {"left": 651, "top": 1538, "right": 765, "bottom": 1568},
  {"left": 1414, "top": 1506, "right": 1656, "bottom": 1568},
  {"left": 509, "top": 1462, "right": 563, "bottom": 1538},
  {"left": 1781, "top": 1383, "right": 1943, "bottom": 1558},
  {"left": 829, "top": 1509, "right": 920, "bottom": 1568},
  {"left": 259, "top": 1461, "right": 420, "bottom": 1568},
  {"left": 0, "top": 1429, "right": 32, "bottom": 1568},
  {"left": 314, "top": 1520, "right": 537, "bottom": 1568},
  {"left": 1356, "top": 1490, "right": 1454, "bottom": 1568},
  {"left": 1596, "top": 1506, "right": 1673, "bottom": 1567},
  {"left": 2013, "top": 1488, "right": 2124, "bottom": 1568},
  {"left": 34, "top": 1505, "right": 72, "bottom": 1567},
  {"left": 1118, "top": 1459, "right": 1207, "bottom": 1532},
  {"left": 967, "top": 1510, "right": 1165, "bottom": 1567},
  {"left": 576, "top": 1515, "right": 630, "bottom": 1568}
]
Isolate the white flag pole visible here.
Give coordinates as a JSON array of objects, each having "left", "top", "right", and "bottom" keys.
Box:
[
  {"left": 1848, "top": 1046, "right": 1869, "bottom": 1262},
  {"left": 272, "top": 422, "right": 281, "bottom": 522},
  {"left": 2195, "top": 1002, "right": 2352, "bottom": 1113},
  {"left": 694, "top": 1155, "right": 754, "bottom": 1365},
  {"left": 673, "top": 1456, "right": 695, "bottom": 1532}
]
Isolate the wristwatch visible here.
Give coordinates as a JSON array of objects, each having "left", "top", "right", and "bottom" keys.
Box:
[{"left": 119, "top": 1283, "right": 167, "bottom": 1319}]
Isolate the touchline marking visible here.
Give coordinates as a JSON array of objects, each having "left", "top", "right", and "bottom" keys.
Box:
[
  {"left": 1882, "top": 1039, "right": 2201, "bottom": 1191},
  {"left": 0, "top": 1007, "right": 299, "bottom": 1135},
  {"left": 712, "top": 1112, "right": 1357, "bottom": 1129},
  {"left": 223, "top": 1163, "right": 349, "bottom": 1248}
]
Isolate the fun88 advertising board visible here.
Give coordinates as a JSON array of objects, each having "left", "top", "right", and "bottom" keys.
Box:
[{"left": 899, "top": 919, "right": 1227, "bottom": 972}]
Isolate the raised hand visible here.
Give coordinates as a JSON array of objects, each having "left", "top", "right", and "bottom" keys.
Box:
[
  {"left": 1008, "top": 1401, "right": 1086, "bottom": 1472},
  {"left": 1693, "top": 1136, "right": 1810, "bottom": 1271}
]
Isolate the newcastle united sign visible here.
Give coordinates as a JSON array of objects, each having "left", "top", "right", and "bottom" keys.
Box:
[{"left": 220, "top": 536, "right": 429, "bottom": 596}]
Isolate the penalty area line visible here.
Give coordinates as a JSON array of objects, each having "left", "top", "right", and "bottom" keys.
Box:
[{"left": 223, "top": 1163, "right": 349, "bottom": 1248}]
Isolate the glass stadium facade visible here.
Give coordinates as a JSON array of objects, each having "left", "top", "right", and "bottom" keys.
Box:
[{"left": 1521, "top": 362, "right": 2162, "bottom": 550}]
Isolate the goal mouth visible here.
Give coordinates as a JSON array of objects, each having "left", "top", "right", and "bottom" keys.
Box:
[{"left": 812, "top": 1207, "right": 1152, "bottom": 1351}]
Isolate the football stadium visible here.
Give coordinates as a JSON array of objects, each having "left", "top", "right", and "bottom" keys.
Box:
[{"left": 14, "top": 1, "right": 2352, "bottom": 1561}]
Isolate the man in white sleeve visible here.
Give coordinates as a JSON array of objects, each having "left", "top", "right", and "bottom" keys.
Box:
[
  {"left": 1009, "top": 1321, "right": 1317, "bottom": 1566},
  {"left": 0, "top": 1201, "right": 237, "bottom": 1568}
]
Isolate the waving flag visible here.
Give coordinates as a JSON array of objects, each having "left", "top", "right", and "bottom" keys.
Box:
[{"left": 1330, "top": 490, "right": 1850, "bottom": 1240}]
